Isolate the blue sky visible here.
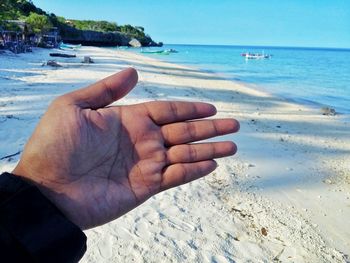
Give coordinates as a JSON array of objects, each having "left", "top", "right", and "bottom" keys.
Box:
[{"left": 32, "top": 0, "right": 350, "bottom": 48}]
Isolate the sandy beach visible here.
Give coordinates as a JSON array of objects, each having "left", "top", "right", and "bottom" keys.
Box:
[{"left": 0, "top": 46, "right": 349, "bottom": 262}]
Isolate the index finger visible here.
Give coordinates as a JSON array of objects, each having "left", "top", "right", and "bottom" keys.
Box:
[{"left": 144, "top": 101, "right": 217, "bottom": 125}]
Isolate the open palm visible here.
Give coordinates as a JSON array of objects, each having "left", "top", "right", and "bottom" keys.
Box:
[{"left": 14, "top": 68, "right": 239, "bottom": 229}]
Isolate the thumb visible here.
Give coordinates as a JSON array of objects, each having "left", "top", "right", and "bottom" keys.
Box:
[{"left": 67, "top": 67, "right": 138, "bottom": 109}]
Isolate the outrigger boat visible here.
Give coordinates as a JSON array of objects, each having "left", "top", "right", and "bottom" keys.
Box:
[
  {"left": 59, "top": 42, "right": 82, "bottom": 50},
  {"left": 140, "top": 49, "right": 170, "bottom": 55},
  {"left": 241, "top": 52, "right": 271, "bottom": 59}
]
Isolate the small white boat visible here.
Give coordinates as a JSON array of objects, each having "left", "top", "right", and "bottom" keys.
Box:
[{"left": 241, "top": 52, "right": 271, "bottom": 59}]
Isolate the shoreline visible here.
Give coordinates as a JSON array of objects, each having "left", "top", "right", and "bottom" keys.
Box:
[
  {"left": 1, "top": 46, "right": 349, "bottom": 262},
  {"left": 133, "top": 45, "right": 350, "bottom": 116}
]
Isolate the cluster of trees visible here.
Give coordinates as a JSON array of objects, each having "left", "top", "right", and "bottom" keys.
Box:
[
  {"left": 0, "top": 0, "right": 52, "bottom": 34},
  {"left": 68, "top": 20, "right": 118, "bottom": 32},
  {"left": 119, "top": 24, "right": 147, "bottom": 39},
  {"left": 0, "top": 0, "right": 150, "bottom": 43},
  {"left": 66, "top": 20, "right": 148, "bottom": 40},
  {"left": 0, "top": 0, "right": 42, "bottom": 21},
  {"left": 25, "top": 12, "right": 52, "bottom": 34}
]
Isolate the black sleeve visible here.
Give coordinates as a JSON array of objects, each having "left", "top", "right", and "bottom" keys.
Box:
[{"left": 0, "top": 172, "right": 87, "bottom": 263}]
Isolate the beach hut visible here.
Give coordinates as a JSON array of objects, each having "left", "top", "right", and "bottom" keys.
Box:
[
  {"left": 0, "top": 20, "right": 29, "bottom": 53},
  {"left": 42, "top": 27, "right": 60, "bottom": 48}
]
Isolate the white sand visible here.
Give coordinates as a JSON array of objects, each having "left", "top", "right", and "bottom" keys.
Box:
[{"left": 1, "top": 46, "right": 349, "bottom": 262}]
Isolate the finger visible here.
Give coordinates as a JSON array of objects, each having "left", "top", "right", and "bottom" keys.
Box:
[
  {"left": 167, "top": 141, "right": 237, "bottom": 164},
  {"left": 67, "top": 67, "right": 138, "bottom": 109},
  {"left": 162, "top": 119, "right": 240, "bottom": 146},
  {"left": 160, "top": 160, "right": 217, "bottom": 191},
  {"left": 144, "top": 101, "right": 217, "bottom": 125}
]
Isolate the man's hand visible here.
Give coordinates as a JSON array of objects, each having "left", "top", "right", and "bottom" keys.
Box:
[{"left": 13, "top": 68, "right": 239, "bottom": 229}]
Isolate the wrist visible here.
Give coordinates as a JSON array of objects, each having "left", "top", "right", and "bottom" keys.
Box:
[
  {"left": 12, "top": 164, "right": 78, "bottom": 227},
  {"left": 0, "top": 172, "right": 87, "bottom": 261}
]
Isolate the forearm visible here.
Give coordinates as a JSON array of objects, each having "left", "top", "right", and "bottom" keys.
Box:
[{"left": 0, "top": 173, "right": 87, "bottom": 263}]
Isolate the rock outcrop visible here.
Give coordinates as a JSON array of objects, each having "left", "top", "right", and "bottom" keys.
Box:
[{"left": 128, "top": 38, "right": 142, "bottom": 47}]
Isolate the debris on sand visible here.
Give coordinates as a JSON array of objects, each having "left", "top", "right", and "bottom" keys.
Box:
[
  {"left": 82, "top": 56, "right": 94, "bottom": 64},
  {"left": 321, "top": 107, "right": 336, "bottom": 116},
  {"left": 42, "top": 60, "right": 62, "bottom": 67},
  {"left": 261, "top": 227, "right": 268, "bottom": 236}
]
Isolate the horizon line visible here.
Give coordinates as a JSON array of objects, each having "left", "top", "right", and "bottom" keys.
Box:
[{"left": 165, "top": 43, "right": 350, "bottom": 51}]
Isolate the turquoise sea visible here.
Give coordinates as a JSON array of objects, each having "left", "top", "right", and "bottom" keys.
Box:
[{"left": 127, "top": 45, "right": 350, "bottom": 114}]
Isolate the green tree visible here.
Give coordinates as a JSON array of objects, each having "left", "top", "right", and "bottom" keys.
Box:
[
  {"left": 25, "top": 12, "right": 52, "bottom": 34},
  {"left": 0, "top": 0, "right": 41, "bottom": 21},
  {"left": 0, "top": 0, "right": 18, "bottom": 21}
]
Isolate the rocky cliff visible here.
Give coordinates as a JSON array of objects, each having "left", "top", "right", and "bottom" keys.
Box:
[{"left": 60, "top": 26, "right": 162, "bottom": 47}]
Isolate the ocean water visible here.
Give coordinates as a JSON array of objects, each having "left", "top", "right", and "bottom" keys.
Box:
[{"left": 126, "top": 45, "right": 350, "bottom": 114}]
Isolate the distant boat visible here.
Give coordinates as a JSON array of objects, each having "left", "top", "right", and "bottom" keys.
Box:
[
  {"left": 59, "top": 42, "right": 82, "bottom": 50},
  {"left": 241, "top": 52, "right": 271, "bottom": 59},
  {"left": 140, "top": 49, "right": 170, "bottom": 55},
  {"left": 165, "top": 49, "right": 178, "bottom": 53}
]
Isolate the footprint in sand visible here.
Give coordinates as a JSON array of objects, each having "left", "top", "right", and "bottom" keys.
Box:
[
  {"left": 97, "top": 234, "right": 113, "bottom": 259},
  {"left": 158, "top": 216, "right": 196, "bottom": 241},
  {"left": 133, "top": 220, "right": 153, "bottom": 239}
]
